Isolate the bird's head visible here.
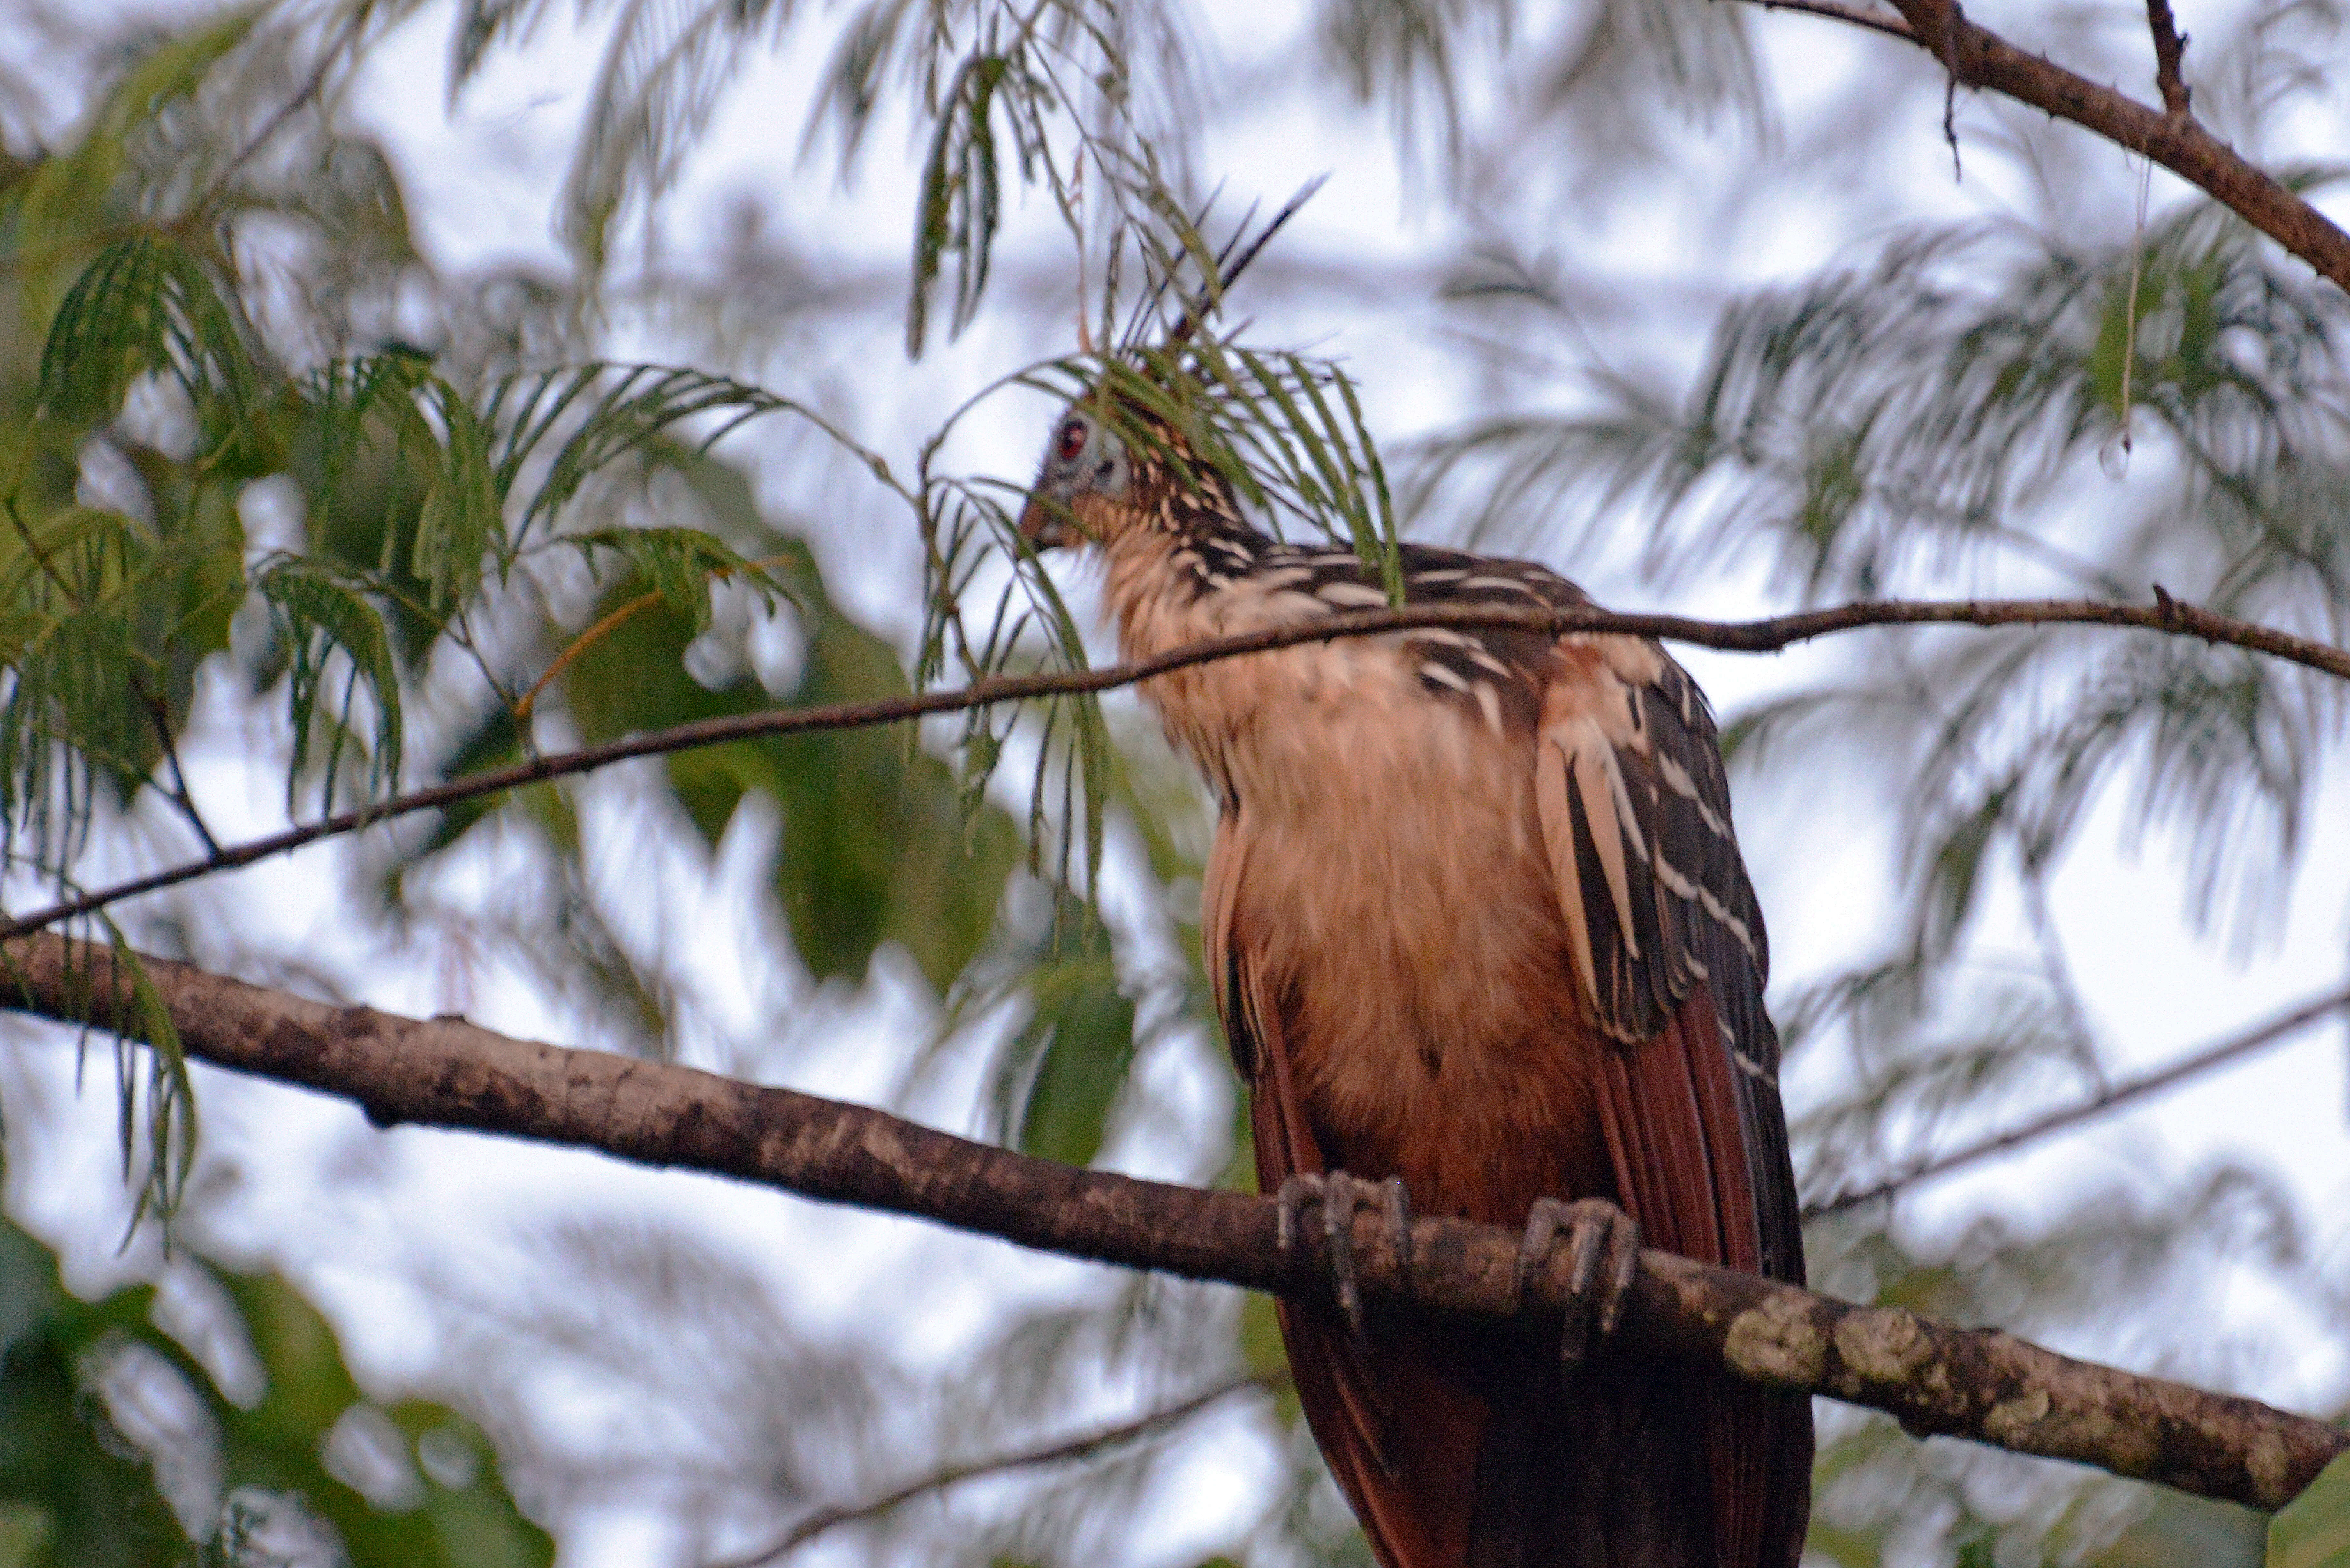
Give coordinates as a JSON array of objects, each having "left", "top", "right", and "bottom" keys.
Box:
[
  {"left": 1018, "top": 400, "right": 1136, "bottom": 550},
  {"left": 1018, "top": 396, "right": 1241, "bottom": 553},
  {"left": 1017, "top": 178, "right": 1325, "bottom": 554}
]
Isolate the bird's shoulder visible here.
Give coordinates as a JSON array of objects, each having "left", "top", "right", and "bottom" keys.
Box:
[
  {"left": 1199, "top": 539, "right": 1592, "bottom": 609},
  {"left": 1193, "top": 539, "right": 1706, "bottom": 738}
]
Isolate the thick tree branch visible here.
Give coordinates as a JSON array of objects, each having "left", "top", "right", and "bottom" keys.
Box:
[
  {"left": 1806, "top": 982, "right": 2350, "bottom": 1217},
  {"left": 5, "top": 592, "right": 2343, "bottom": 943},
  {"left": 6, "top": 932, "right": 2342, "bottom": 1511},
  {"left": 1747, "top": 0, "right": 2350, "bottom": 295}
]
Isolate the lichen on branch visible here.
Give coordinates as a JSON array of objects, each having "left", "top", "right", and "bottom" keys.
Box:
[{"left": 5, "top": 931, "right": 2339, "bottom": 1512}]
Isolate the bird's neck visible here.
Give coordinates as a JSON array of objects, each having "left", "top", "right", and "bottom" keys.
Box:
[
  {"left": 1095, "top": 510, "right": 1277, "bottom": 664},
  {"left": 1100, "top": 525, "right": 1224, "bottom": 666}
]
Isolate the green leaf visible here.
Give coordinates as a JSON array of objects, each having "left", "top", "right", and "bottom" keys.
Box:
[
  {"left": 412, "top": 384, "right": 504, "bottom": 616},
  {"left": 305, "top": 352, "right": 435, "bottom": 538},
  {"left": 557, "top": 544, "right": 1017, "bottom": 994},
  {"left": 289, "top": 351, "right": 489, "bottom": 666},
  {"left": 906, "top": 53, "right": 1010, "bottom": 358},
  {"left": 254, "top": 560, "right": 405, "bottom": 810},
  {"left": 2270, "top": 1451, "right": 2350, "bottom": 1568},
  {"left": 36, "top": 235, "right": 257, "bottom": 436},
  {"left": 212, "top": 1274, "right": 555, "bottom": 1567},
  {"left": 1008, "top": 928, "right": 1136, "bottom": 1169},
  {"left": 0, "top": 1217, "right": 184, "bottom": 1568},
  {"left": 0, "top": 504, "right": 155, "bottom": 853},
  {"left": 495, "top": 364, "right": 785, "bottom": 545},
  {"left": 0, "top": 494, "right": 245, "bottom": 873},
  {"left": 779, "top": 592, "right": 1019, "bottom": 990},
  {"left": 566, "top": 524, "right": 784, "bottom": 632},
  {"left": 0, "top": 1211, "right": 550, "bottom": 1567}
]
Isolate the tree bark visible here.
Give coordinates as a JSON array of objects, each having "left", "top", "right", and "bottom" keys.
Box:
[
  {"left": 6, "top": 931, "right": 2341, "bottom": 1511},
  {"left": 1759, "top": 0, "right": 2350, "bottom": 296}
]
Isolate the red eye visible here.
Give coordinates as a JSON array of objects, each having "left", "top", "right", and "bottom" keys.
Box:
[{"left": 1057, "top": 420, "right": 1087, "bottom": 461}]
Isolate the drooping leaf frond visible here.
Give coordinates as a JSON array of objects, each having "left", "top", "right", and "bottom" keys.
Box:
[
  {"left": 488, "top": 363, "right": 794, "bottom": 545},
  {"left": 36, "top": 233, "right": 258, "bottom": 437},
  {"left": 908, "top": 48, "right": 1018, "bottom": 358},
  {"left": 0, "top": 506, "right": 156, "bottom": 871},
  {"left": 0, "top": 494, "right": 245, "bottom": 878},
  {"left": 557, "top": 0, "right": 796, "bottom": 271},
  {"left": 253, "top": 557, "right": 405, "bottom": 813},
  {"left": 564, "top": 524, "right": 787, "bottom": 632},
  {"left": 414, "top": 378, "right": 505, "bottom": 617}
]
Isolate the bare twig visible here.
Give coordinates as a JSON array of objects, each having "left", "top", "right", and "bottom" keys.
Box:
[
  {"left": 2146, "top": 0, "right": 2193, "bottom": 119},
  {"left": 1740, "top": 0, "right": 2350, "bottom": 295},
  {"left": 4, "top": 931, "right": 2341, "bottom": 1510},
  {"left": 1749, "top": 0, "right": 1916, "bottom": 42},
  {"left": 3, "top": 591, "right": 2343, "bottom": 943},
  {"left": 1805, "top": 982, "right": 2350, "bottom": 1217},
  {"left": 192, "top": 5, "right": 370, "bottom": 219},
  {"left": 134, "top": 682, "right": 222, "bottom": 858},
  {"left": 1937, "top": 0, "right": 1964, "bottom": 177},
  {"left": 708, "top": 1375, "right": 1274, "bottom": 1567}
]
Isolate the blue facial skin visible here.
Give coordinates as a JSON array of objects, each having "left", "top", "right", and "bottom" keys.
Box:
[{"left": 1020, "top": 408, "right": 1132, "bottom": 547}]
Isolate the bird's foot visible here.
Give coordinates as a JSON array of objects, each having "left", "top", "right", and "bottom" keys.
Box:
[
  {"left": 1276, "top": 1171, "right": 1412, "bottom": 1340},
  {"left": 1515, "top": 1197, "right": 1641, "bottom": 1369}
]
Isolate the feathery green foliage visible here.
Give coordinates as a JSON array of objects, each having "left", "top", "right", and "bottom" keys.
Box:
[
  {"left": 0, "top": 1213, "right": 551, "bottom": 1566},
  {"left": 35, "top": 236, "right": 256, "bottom": 438}
]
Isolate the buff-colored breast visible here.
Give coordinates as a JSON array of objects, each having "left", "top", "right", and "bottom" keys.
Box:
[{"left": 1100, "top": 525, "right": 1617, "bottom": 1224}]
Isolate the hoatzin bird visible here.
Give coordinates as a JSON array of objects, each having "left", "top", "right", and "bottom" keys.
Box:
[{"left": 1018, "top": 345, "right": 1812, "bottom": 1567}]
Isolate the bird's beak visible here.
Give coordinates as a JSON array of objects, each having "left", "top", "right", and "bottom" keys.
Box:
[{"left": 1020, "top": 494, "right": 1080, "bottom": 550}]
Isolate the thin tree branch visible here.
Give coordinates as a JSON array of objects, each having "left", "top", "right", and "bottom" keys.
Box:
[
  {"left": 1806, "top": 982, "right": 2350, "bottom": 1217},
  {"left": 710, "top": 1374, "right": 1275, "bottom": 1567},
  {"left": 4, "top": 591, "right": 2344, "bottom": 943},
  {"left": 1749, "top": 0, "right": 1917, "bottom": 42},
  {"left": 192, "top": 5, "right": 369, "bottom": 219},
  {"left": 4, "top": 931, "right": 2342, "bottom": 1511},
  {"left": 2145, "top": 0, "right": 2193, "bottom": 119},
  {"left": 2016, "top": 855, "right": 2104, "bottom": 1094},
  {"left": 1740, "top": 0, "right": 2350, "bottom": 295},
  {"left": 136, "top": 685, "right": 223, "bottom": 859}
]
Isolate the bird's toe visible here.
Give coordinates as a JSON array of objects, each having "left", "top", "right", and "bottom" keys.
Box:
[
  {"left": 1276, "top": 1171, "right": 1410, "bottom": 1342},
  {"left": 1518, "top": 1197, "right": 1642, "bottom": 1368}
]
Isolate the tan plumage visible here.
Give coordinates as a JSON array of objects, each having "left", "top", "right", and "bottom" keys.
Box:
[{"left": 1025, "top": 402, "right": 1811, "bottom": 1568}]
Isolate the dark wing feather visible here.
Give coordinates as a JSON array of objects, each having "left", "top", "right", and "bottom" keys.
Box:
[{"left": 1534, "top": 625, "right": 1812, "bottom": 1568}]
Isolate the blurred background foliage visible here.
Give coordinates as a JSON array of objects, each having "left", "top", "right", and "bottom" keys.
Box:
[
  {"left": 0, "top": 0, "right": 2345, "bottom": 1562},
  {"left": 0, "top": 1208, "right": 549, "bottom": 1566}
]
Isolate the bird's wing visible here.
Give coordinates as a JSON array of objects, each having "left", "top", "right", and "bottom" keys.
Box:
[{"left": 1533, "top": 631, "right": 1812, "bottom": 1568}]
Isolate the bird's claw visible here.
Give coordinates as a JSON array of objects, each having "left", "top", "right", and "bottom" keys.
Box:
[
  {"left": 1516, "top": 1197, "right": 1641, "bottom": 1369},
  {"left": 1276, "top": 1172, "right": 1412, "bottom": 1341}
]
